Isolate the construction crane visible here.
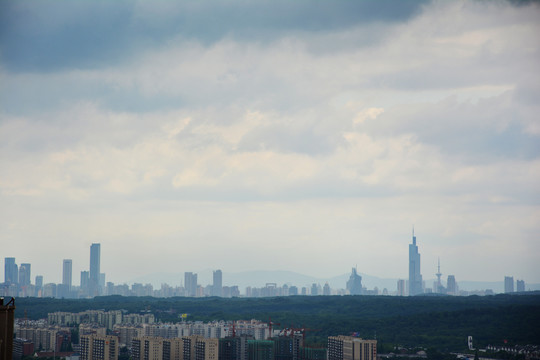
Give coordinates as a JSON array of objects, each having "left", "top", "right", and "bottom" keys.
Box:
[
  {"left": 279, "top": 327, "right": 320, "bottom": 342},
  {"left": 267, "top": 318, "right": 281, "bottom": 339}
]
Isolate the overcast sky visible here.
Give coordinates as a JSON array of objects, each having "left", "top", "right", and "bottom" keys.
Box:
[{"left": 1, "top": 0, "right": 539, "bottom": 287}]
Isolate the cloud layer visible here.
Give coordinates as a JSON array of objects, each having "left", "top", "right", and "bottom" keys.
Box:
[{"left": 1, "top": 0, "right": 539, "bottom": 287}]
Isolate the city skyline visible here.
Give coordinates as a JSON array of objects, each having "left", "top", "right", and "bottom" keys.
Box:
[
  {"left": 1, "top": 240, "right": 533, "bottom": 296},
  {"left": 1, "top": 1, "right": 539, "bottom": 285},
  {"left": 0, "top": 227, "right": 536, "bottom": 286}
]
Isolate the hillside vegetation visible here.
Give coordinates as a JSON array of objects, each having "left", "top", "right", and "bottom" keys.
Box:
[{"left": 15, "top": 294, "right": 540, "bottom": 351}]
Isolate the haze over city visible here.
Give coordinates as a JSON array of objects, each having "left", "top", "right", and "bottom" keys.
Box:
[{"left": 1, "top": 0, "right": 539, "bottom": 286}]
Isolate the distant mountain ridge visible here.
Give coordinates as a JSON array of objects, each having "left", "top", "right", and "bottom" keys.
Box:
[{"left": 128, "top": 270, "right": 540, "bottom": 294}]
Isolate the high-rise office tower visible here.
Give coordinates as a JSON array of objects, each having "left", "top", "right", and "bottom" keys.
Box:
[
  {"left": 63, "top": 259, "right": 73, "bottom": 291},
  {"left": 18, "top": 263, "right": 31, "bottom": 287},
  {"left": 323, "top": 282, "right": 331, "bottom": 296},
  {"left": 504, "top": 276, "right": 514, "bottom": 293},
  {"left": 447, "top": 275, "right": 457, "bottom": 295},
  {"left": 81, "top": 271, "right": 90, "bottom": 293},
  {"left": 397, "top": 279, "right": 406, "bottom": 296},
  {"left": 36, "top": 275, "right": 43, "bottom": 292},
  {"left": 213, "top": 270, "right": 223, "bottom": 297},
  {"left": 90, "top": 243, "right": 101, "bottom": 283},
  {"left": 185, "top": 272, "right": 198, "bottom": 297},
  {"left": 408, "top": 228, "right": 423, "bottom": 296},
  {"left": 346, "top": 267, "right": 363, "bottom": 295},
  {"left": 90, "top": 243, "right": 101, "bottom": 295},
  {"left": 516, "top": 279, "right": 525, "bottom": 292},
  {"left": 4, "top": 257, "right": 18, "bottom": 285}
]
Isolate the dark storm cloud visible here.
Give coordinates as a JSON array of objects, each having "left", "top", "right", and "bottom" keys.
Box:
[{"left": 0, "top": 0, "right": 429, "bottom": 72}]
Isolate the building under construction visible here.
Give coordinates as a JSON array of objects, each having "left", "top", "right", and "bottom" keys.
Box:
[{"left": 0, "top": 297, "right": 16, "bottom": 360}]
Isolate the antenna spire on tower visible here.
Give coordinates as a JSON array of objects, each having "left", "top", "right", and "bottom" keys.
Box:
[{"left": 436, "top": 257, "right": 443, "bottom": 293}]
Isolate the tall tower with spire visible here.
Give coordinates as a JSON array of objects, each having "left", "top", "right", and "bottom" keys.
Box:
[
  {"left": 408, "top": 227, "right": 423, "bottom": 295},
  {"left": 435, "top": 258, "right": 442, "bottom": 293}
]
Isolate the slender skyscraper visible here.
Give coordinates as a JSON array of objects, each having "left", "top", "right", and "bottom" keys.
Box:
[
  {"left": 90, "top": 244, "right": 100, "bottom": 282},
  {"left": 81, "top": 271, "right": 90, "bottom": 291},
  {"left": 90, "top": 243, "right": 101, "bottom": 295},
  {"left": 63, "top": 259, "right": 73, "bottom": 291},
  {"left": 408, "top": 228, "right": 423, "bottom": 296},
  {"left": 504, "top": 276, "right": 514, "bottom": 293},
  {"left": 18, "top": 264, "right": 31, "bottom": 287},
  {"left": 447, "top": 275, "right": 457, "bottom": 295},
  {"left": 35, "top": 275, "right": 43, "bottom": 289},
  {"left": 397, "top": 279, "right": 406, "bottom": 296},
  {"left": 516, "top": 280, "right": 525, "bottom": 292},
  {"left": 184, "top": 272, "right": 198, "bottom": 297},
  {"left": 4, "top": 258, "right": 18, "bottom": 285},
  {"left": 213, "top": 270, "right": 223, "bottom": 297}
]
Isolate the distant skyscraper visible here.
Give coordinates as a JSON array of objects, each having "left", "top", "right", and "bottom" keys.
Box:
[
  {"left": 35, "top": 275, "right": 43, "bottom": 290},
  {"left": 323, "top": 282, "right": 331, "bottom": 296},
  {"left": 397, "top": 279, "right": 406, "bottom": 296},
  {"left": 289, "top": 286, "right": 298, "bottom": 296},
  {"left": 18, "top": 263, "right": 31, "bottom": 287},
  {"left": 516, "top": 279, "right": 525, "bottom": 292},
  {"left": 34, "top": 276, "right": 42, "bottom": 297},
  {"left": 213, "top": 270, "right": 223, "bottom": 297},
  {"left": 504, "top": 276, "right": 514, "bottom": 293},
  {"left": 90, "top": 243, "right": 101, "bottom": 295},
  {"left": 346, "top": 268, "right": 363, "bottom": 295},
  {"left": 408, "top": 228, "right": 423, "bottom": 296},
  {"left": 63, "top": 259, "right": 73, "bottom": 291},
  {"left": 185, "top": 272, "right": 198, "bottom": 297},
  {"left": 447, "top": 275, "right": 457, "bottom": 295},
  {"left": 81, "top": 271, "right": 90, "bottom": 292},
  {"left": 90, "top": 243, "right": 101, "bottom": 283},
  {"left": 4, "top": 257, "right": 18, "bottom": 285}
]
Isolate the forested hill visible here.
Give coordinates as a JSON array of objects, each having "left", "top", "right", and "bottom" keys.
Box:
[{"left": 15, "top": 293, "right": 540, "bottom": 351}]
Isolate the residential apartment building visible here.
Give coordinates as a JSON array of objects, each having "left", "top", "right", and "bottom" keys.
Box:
[
  {"left": 80, "top": 334, "right": 119, "bottom": 360},
  {"left": 327, "top": 336, "right": 376, "bottom": 360}
]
